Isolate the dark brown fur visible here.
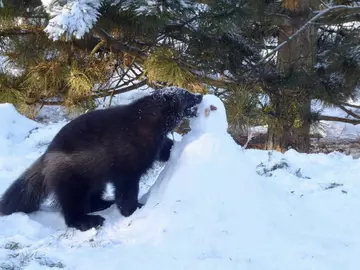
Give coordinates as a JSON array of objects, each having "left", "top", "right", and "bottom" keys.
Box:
[{"left": 0, "top": 87, "right": 202, "bottom": 231}]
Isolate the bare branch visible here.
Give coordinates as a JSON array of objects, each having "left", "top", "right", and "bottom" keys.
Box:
[
  {"left": 91, "top": 27, "right": 148, "bottom": 59},
  {"left": 112, "top": 60, "right": 139, "bottom": 90},
  {"left": 36, "top": 100, "right": 64, "bottom": 106},
  {"left": 318, "top": 115, "right": 360, "bottom": 125},
  {"left": 0, "top": 27, "right": 44, "bottom": 37},
  {"left": 341, "top": 102, "right": 360, "bottom": 109},
  {"left": 93, "top": 80, "right": 148, "bottom": 99},
  {"left": 316, "top": 5, "right": 360, "bottom": 25},
  {"left": 337, "top": 104, "right": 360, "bottom": 119},
  {"left": 317, "top": 14, "right": 360, "bottom": 24}
]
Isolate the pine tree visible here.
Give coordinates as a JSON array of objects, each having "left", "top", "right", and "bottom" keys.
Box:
[
  {"left": 178, "top": 0, "right": 360, "bottom": 152},
  {"left": 253, "top": 0, "right": 360, "bottom": 152},
  {"left": 1, "top": 0, "right": 360, "bottom": 153}
]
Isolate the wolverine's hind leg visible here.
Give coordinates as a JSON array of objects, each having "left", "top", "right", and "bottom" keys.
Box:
[{"left": 52, "top": 173, "right": 105, "bottom": 231}]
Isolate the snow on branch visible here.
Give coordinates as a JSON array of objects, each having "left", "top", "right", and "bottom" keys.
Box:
[
  {"left": 121, "top": 0, "right": 196, "bottom": 16},
  {"left": 42, "top": 0, "right": 102, "bottom": 41}
]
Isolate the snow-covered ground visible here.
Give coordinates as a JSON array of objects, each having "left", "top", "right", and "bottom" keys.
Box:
[{"left": 1, "top": 94, "right": 360, "bottom": 269}]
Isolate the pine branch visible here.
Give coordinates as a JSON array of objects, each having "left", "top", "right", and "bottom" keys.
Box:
[
  {"left": 316, "top": 5, "right": 360, "bottom": 25},
  {"left": 91, "top": 27, "right": 148, "bottom": 58},
  {"left": 0, "top": 27, "right": 43, "bottom": 37},
  {"left": 317, "top": 115, "right": 360, "bottom": 125},
  {"left": 38, "top": 100, "right": 64, "bottom": 106},
  {"left": 341, "top": 102, "right": 360, "bottom": 109},
  {"left": 179, "top": 6, "right": 238, "bottom": 27},
  {"left": 337, "top": 104, "right": 360, "bottom": 119},
  {"left": 90, "top": 40, "right": 105, "bottom": 56},
  {"left": 318, "top": 14, "right": 360, "bottom": 24},
  {"left": 258, "top": 5, "right": 360, "bottom": 66},
  {"left": 37, "top": 80, "right": 148, "bottom": 106}
]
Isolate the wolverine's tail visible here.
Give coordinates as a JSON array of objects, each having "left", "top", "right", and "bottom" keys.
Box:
[{"left": 0, "top": 155, "right": 48, "bottom": 215}]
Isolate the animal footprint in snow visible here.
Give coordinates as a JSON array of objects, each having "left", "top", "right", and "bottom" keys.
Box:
[{"left": 204, "top": 105, "right": 218, "bottom": 117}]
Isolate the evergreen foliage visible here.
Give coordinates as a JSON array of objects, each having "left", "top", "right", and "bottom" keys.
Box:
[{"left": 0, "top": 0, "right": 360, "bottom": 151}]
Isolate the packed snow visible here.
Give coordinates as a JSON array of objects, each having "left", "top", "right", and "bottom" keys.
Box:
[{"left": 1, "top": 95, "right": 360, "bottom": 269}]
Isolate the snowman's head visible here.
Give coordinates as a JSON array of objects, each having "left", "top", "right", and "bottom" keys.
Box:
[{"left": 189, "top": 94, "right": 228, "bottom": 134}]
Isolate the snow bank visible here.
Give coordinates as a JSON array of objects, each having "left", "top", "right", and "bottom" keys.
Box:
[
  {"left": 0, "top": 103, "right": 40, "bottom": 145},
  {"left": 120, "top": 95, "right": 360, "bottom": 269},
  {"left": 0, "top": 104, "right": 66, "bottom": 194},
  {"left": 128, "top": 95, "right": 272, "bottom": 264},
  {"left": 0, "top": 96, "right": 360, "bottom": 269},
  {"left": 141, "top": 94, "right": 241, "bottom": 206}
]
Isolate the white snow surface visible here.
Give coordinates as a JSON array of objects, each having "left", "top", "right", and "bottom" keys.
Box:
[{"left": 1, "top": 95, "right": 360, "bottom": 269}]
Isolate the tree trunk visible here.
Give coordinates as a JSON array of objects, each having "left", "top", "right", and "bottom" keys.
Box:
[
  {"left": 291, "top": 95, "right": 311, "bottom": 152},
  {"left": 265, "top": 118, "right": 292, "bottom": 152},
  {"left": 265, "top": 95, "right": 311, "bottom": 153},
  {"left": 265, "top": 0, "right": 318, "bottom": 153}
]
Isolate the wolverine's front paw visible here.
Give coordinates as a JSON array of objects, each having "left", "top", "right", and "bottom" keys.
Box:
[
  {"left": 137, "top": 202, "right": 144, "bottom": 209},
  {"left": 67, "top": 214, "right": 105, "bottom": 231}
]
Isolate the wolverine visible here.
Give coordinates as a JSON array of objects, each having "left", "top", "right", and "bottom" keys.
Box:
[{"left": 0, "top": 87, "right": 203, "bottom": 231}]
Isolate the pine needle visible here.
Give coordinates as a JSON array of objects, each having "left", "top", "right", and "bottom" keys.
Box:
[{"left": 144, "top": 48, "right": 204, "bottom": 92}]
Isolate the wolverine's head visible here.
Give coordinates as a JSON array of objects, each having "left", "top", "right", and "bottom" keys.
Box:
[
  {"left": 153, "top": 87, "right": 203, "bottom": 132},
  {"left": 182, "top": 89, "right": 203, "bottom": 118},
  {"left": 155, "top": 86, "right": 203, "bottom": 117}
]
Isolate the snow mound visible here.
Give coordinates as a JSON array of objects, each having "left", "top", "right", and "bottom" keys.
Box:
[
  {"left": 0, "top": 103, "right": 40, "bottom": 144},
  {"left": 120, "top": 95, "right": 360, "bottom": 269},
  {"left": 0, "top": 105, "right": 67, "bottom": 199},
  {"left": 130, "top": 95, "right": 270, "bottom": 260},
  {"left": 1, "top": 95, "right": 360, "bottom": 269},
  {"left": 141, "top": 94, "right": 240, "bottom": 206}
]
